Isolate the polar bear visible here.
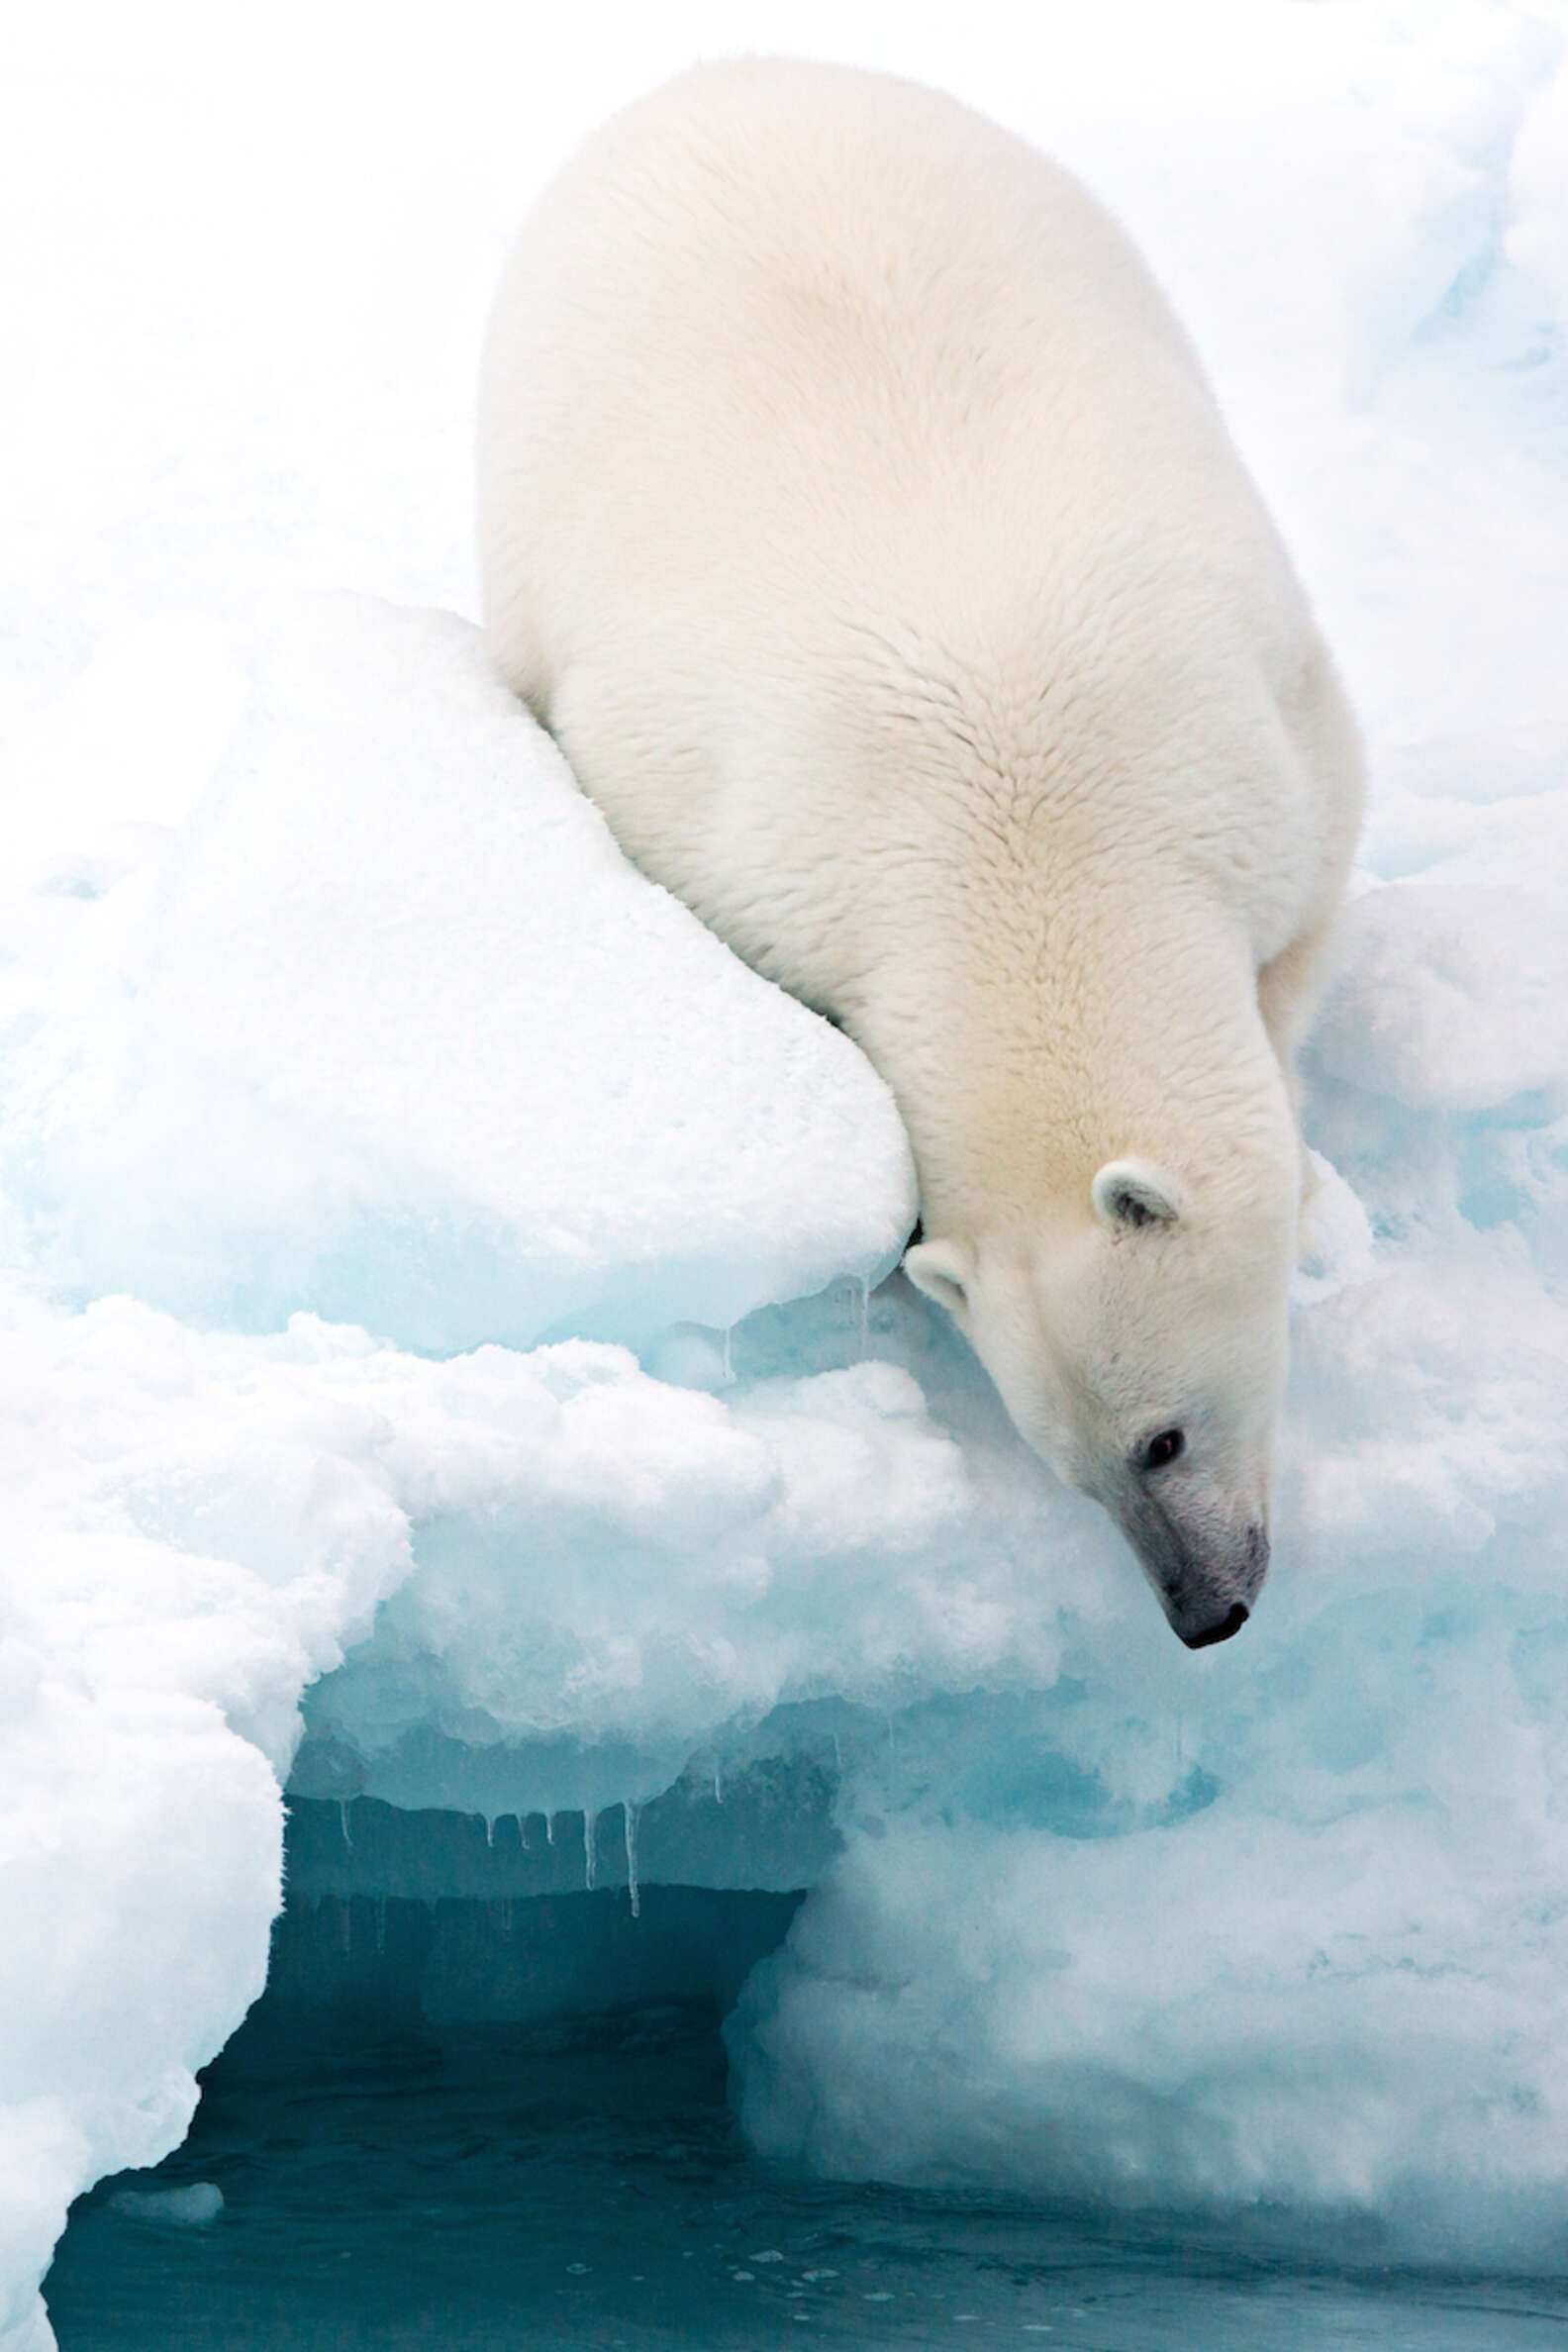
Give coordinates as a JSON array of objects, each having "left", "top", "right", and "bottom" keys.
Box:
[{"left": 477, "top": 59, "right": 1363, "bottom": 1646}]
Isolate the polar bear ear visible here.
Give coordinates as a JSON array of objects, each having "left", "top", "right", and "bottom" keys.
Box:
[
  {"left": 905, "top": 1236, "right": 972, "bottom": 1318},
  {"left": 1091, "top": 1157, "right": 1185, "bottom": 1233}
]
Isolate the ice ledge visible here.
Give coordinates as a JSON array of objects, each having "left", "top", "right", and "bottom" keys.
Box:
[{"left": 1, "top": 596, "right": 916, "bottom": 1352}]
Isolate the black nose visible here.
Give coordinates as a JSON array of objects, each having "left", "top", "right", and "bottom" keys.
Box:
[{"left": 1181, "top": 1602, "right": 1250, "bottom": 1650}]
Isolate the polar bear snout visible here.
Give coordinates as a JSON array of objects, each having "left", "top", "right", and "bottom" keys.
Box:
[
  {"left": 1183, "top": 1602, "right": 1250, "bottom": 1650},
  {"left": 1148, "top": 1516, "right": 1269, "bottom": 1650},
  {"left": 1104, "top": 1468, "right": 1270, "bottom": 1646}
]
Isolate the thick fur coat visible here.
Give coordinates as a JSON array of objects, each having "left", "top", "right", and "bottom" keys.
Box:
[{"left": 477, "top": 58, "right": 1364, "bottom": 1642}]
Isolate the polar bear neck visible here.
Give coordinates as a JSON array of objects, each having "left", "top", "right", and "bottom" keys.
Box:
[
  {"left": 843, "top": 856, "right": 1297, "bottom": 1240},
  {"left": 774, "top": 605, "right": 1311, "bottom": 1240}
]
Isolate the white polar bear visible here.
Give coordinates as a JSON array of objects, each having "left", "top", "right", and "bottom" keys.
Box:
[{"left": 477, "top": 59, "right": 1364, "bottom": 1646}]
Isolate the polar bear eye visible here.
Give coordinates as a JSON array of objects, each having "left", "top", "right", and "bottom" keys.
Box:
[{"left": 1139, "top": 1427, "right": 1185, "bottom": 1472}]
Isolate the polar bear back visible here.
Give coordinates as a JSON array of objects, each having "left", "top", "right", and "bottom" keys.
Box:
[
  {"left": 483, "top": 59, "right": 1280, "bottom": 665},
  {"left": 478, "top": 57, "right": 1354, "bottom": 1018}
]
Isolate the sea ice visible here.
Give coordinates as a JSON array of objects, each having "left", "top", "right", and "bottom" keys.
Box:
[
  {"left": 0, "top": 596, "right": 914, "bottom": 1351},
  {"left": 3, "top": 7, "right": 1568, "bottom": 2352},
  {"left": 106, "top": 2185, "right": 223, "bottom": 2229}
]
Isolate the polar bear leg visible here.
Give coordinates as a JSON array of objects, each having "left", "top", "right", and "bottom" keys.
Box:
[{"left": 1257, "top": 919, "right": 1337, "bottom": 1259}]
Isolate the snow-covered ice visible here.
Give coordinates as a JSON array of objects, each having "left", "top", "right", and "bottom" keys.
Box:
[
  {"left": 1, "top": 595, "right": 913, "bottom": 1348},
  {"left": 4, "top": 4, "right": 1568, "bottom": 2348}
]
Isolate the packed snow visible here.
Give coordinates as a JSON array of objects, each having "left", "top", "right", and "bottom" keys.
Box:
[
  {"left": 3, "top": 4, "right": 1568, "bottom": 2349},
  {"left": 2, "top": 595, "right": 913, "bottom": 1347}
]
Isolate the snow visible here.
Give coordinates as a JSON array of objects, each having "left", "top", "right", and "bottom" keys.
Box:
[
  {"left": 3, "top": 4, "right": 1568, "bottom": 2348},
  {"left": 2, "top": 595, "right": 912, "bottom": 1347}
]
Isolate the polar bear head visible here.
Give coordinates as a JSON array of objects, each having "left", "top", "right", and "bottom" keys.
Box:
[{"left": 905, "top": 1153, "right": 1293, "bottom": 1645}]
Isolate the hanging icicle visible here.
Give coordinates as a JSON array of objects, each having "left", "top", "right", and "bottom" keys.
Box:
[{"left": 624, "top": 1801, "right": 641, "bottom": 1920}]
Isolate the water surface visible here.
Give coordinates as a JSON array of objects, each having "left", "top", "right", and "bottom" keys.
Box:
[{"left": 49, "top": 1996, "right": 1568, "bottom": 2351}]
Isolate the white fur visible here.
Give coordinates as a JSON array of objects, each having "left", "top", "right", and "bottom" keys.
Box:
[{"left": 477, "top": 59, "right": 1364, "bottom": 1643}]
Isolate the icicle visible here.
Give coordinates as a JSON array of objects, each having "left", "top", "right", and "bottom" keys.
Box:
[
  {"left": 625, "top": 1801, "right": 641, "bottom": 1920},
  {"left": 856, "top": 1273, "right": 870, "bottom": 1359},
  {"left": 832, "top": 1731, "right": 842, "bottom": 1773},
  {"left": 484, "top": 1813, "right": 496, "bottom": 1849},
  {"left": 713, "top": 1761, "right": 723, "bottom": 1807},
  {"left": 584, "top": 1808, "right": 597, "bottom": 1891},
  {"left": 544, "top": 1812, "right": 555, "bottom": 1846},
  {"left": 339, "top": 1799, "right": 353, "bottom": 1852},
  {"left": 721, "top": 1323, "right": 734, "bottom": 1385}
]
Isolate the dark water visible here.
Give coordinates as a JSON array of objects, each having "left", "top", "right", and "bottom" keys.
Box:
[
  {"left": 45, "top": 1878, "right": 1568, "bottom": 2351},
  {"left": 47, "top": 2012, "right": 1568, "bottom": 2351}
]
